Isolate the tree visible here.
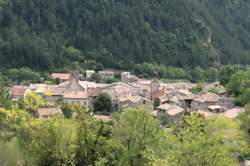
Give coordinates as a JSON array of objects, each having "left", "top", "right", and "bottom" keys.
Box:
[
  {"left": 23, "top": 92, "right": 47, "bottom": 112},
  {"left": 239, "top": 104, "right": 250, "bottom": 140},
  {"left": 239, "top": 104, "right": 250, "bottom": 159},
  {"left": 0, "top": 74, "right": 12, "bottom": 109},
  {"left": 166, "top": 113, "right": 244, "bottom": 166},
  {"left": 219, "top": 66, "right": 240, "bottom": 85},
  {"left": 0, "top": 138, "right": 25, "bottom": 166},
  {"left": 93, "top": 93, "right": 113, "bottom": 114},
  {"left": 112, "top": 108, "right": 167, "bottom": 166},
  {"left": 205, "top": 67, "right": 219, "bottom": 82},
  {"left": 89, "top": 73, "right": 102, "bottom": 83},
  {"left": 60, "top": 102, "right": 86, "bottom": 118},
  {"left": 190, "top": 67, "right": 205, "bottom": 83},
  {"left": 28, "top": 118, "right": 78, "bottom": 166},
  {"left": 8, "top": 68, "right": 41, "bottom": 84},
  {"left": 75, "top": 113, "right": 124, "bottom": 166},
  {"left": 226, "top": 69, "right": 250, "bottom": 105}
]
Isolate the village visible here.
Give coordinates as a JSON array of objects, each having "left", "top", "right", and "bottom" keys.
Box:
[{"left": 9, "top": 70, "right": 245, "bottom": 123}]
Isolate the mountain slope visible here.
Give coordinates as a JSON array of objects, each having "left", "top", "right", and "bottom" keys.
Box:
[{"left": 0, "top": 0, "right": 250, "bottom": 70}]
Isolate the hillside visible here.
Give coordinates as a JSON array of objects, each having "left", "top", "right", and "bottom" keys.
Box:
[{"left": 0, "top": 0, "right": 250, "bottom": 70}]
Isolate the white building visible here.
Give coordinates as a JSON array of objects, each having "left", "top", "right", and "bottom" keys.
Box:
[
  {"left": 98, "top": 70, "right": 115, "bottom": 78},
  {"left": 86, "top": 70, "right": 95, "bottom": 79}
]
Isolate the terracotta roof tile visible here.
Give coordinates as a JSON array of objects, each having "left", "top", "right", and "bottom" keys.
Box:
[
  {"left": 152, "top": 89, "right": 165, "bottom": 99},
  {"left": 51, "top": 73, "right": 70, "bottom": 81},
  {"left": 10, "top": 86, "right": 28, "bottom": 96}
]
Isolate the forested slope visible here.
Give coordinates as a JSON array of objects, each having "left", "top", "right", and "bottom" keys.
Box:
[{"left": 0, "top": 0, "right": 250, "bottom": 70}]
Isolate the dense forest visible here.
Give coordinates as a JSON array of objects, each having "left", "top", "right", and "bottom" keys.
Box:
[{"left": 0, "top": 0, "right": 250, "bottom": 71}]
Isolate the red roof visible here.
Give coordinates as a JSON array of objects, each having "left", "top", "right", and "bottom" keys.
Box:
[
  {"left": 51, "top": 73, "right": 70, "bottom": 81},
  {"left": 152, "top": 89, "right": 165, "bottom": 99},
  {"left": 10, "top": 86, "right": 28, "bottom": 96}
]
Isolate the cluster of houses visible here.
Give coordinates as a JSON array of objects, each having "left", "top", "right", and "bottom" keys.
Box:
[
  {"left": 9, "top": 70, "right": 244, "bottom": 121},
  {"left": 153, "top": 82, "right": 244, "bottom": 123}
]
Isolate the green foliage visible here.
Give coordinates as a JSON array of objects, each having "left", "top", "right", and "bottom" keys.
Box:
[
  {"left": 75, "top": 113, "right": 124, "bottom": 166},
  {"left": 0, "top": 74, "right": 12, "bottom": 109},
  {"left": 1, "top": 0, "right": 250, "bottom": 70},
  {"left": 219, "top": 65, "right": 241, "bottom": 85},
  {"left": 23, "top": 92, "right": 47, "bottom": 112},
  {"left": 0, "top": 138, "right": 25, "bottom": 166},
  {"left": 89, "top": 73, "right": 102, "bottom": 83},
  {"left": 208, "top": 87, "right": 220, "bottom": 94},
  {"left": 112, "top": 108, "right": 167, "bottom": 166},
  {"left": 167, "top": 113, "right": 244, "bottom": 166},
  {"left": 60, "top": 102, "right": 86, "bottom": 118},
  {"left": 205, "top": 67, "right": 219, "bottom": 82},
  {"left": 190, "top": 66, "right": 205, "bottom": 83},
  {"left": 226, "top": 69, "right": 250, "bottom": 105},
  {"left": 103, "top": 77, "right": 118, "bottom": 84},
  {"left": 0, "top": 104, "right": 248, "bottom": 165},
  {"left": 93, "top": 93, "right": 113, "bottom": 115},
  {"left": 133, "top": 63, "right": 189, "bottom": 79},
  {"left": 239, "top": 104, "right": 250, "bottom": 140},
  {"left": 29, "top": 118, "right": 78, "bottom": 166},
  {"left": 8, "top": 68, "right": 41, "bottom": 84},
  {"left": 191, "top": 83, "right": 204, "bottom": 94}
]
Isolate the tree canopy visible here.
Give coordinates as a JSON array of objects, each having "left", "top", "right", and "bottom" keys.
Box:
[{"left": 0, "top": 0, "right": 250, "bottom": 71}]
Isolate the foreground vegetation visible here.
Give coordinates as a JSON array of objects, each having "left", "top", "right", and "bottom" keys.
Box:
[{"left": 0, "top": 104, "right": 249, "bottom": 166}]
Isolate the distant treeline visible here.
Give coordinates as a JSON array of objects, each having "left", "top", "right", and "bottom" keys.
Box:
[
  {"left": 0, "top": 64, "right": 249, "bottom": 86},
  {"left": 0, "top": 0, "right": 250, "bottom": 70}
]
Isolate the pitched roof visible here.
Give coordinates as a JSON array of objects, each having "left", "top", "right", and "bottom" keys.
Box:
[
  {"left": 194, "top": 92, "right": 220, "bottom": 103},
  {"left": 10, "top": 86, "right": 28, "bottom": 96},
  {"left": 37, "top": 107, "right": 63, "bottom": 117},
  {"left": 29, "top": 84, "right": 48, "bottom": 93},
  {"left": 157, "top": 104, "right": 184, "bottom": 116},
  {"left": 51, "top": 73, "right": 70, "bottom": 81},
  {"left": 152, "top": 89, "right": 165, "bottom": 99},
  {"left": 88, "top": 87, "right": 102, "bottom": 97},
  {"left": 48, "top": 86, "right": 65, "bottom": 96},
  {"left": 119, "top": 95, "right": 143, "bottom": 103},
  {"left": 177, "top": 89, "right": 191, "bottom": 96}
]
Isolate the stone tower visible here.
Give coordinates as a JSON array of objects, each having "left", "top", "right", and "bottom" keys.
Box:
[
  {"left": 66, "top": 71, "right": 84, "bottom": 91},
  {"left": 151, "top": 71, "right": 159, "bottom": 93}
]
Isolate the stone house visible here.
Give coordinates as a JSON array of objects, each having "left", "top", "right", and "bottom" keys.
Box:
[
  {"left": 63, "top": 91, "right": 90, "bottom": 107},
  {"left": 102, "top": 82, "right": 141, "bottom": 101},
  {"left": 157, "top": 103, "right": 185, "bottom": 124},
  {"left": 191, "top": 92, "right": 220, "bottom": 111},
  {"left": 119, "top": 96, "right": 151, "bottom": 109},
  {"left": 10, "top": 85, "right": 29, "bottom": 101}
]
